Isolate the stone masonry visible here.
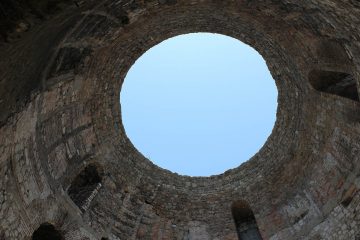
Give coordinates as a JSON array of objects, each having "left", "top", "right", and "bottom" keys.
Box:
[{"left": 0, "top": 0, "right": 360, "bottom": 239}]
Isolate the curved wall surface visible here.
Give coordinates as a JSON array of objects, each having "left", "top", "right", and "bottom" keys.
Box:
[{"left": 0, "top": 1, "right": 360, "bottom": 239}]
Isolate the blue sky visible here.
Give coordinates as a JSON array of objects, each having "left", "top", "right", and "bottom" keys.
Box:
[{"left": 120, "top": 33, "right": 277, "bottom": 177}]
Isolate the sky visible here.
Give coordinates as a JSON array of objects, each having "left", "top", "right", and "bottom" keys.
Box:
[{"left": 120, "top": 33, "right": 278, "bottom": 177}]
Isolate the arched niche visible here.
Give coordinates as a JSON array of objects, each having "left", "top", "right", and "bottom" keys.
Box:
[
  {"left": 32, "top": 223, "right": 63, "bottom": 240},
  {"left": 67, "top": 164, "right": 102, "bottom": 211},
  {"left": 309, "top": 70, "right": 359, "bottom": 101},
  {"left": 232, "top": 200, "right": 263, "bottom": 240}
]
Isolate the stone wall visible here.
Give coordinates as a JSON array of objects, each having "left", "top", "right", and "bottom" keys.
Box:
[{"left": 0, "top": 0, "right": 360, "bottom": 239}]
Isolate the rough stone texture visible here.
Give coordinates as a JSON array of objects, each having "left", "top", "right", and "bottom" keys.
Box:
[{"left": 0, "top": 0, "right": 360, "bottom": 239}]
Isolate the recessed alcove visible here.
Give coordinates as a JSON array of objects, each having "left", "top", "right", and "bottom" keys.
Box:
[
  {"left": 232, "top": 200, "right": 263, "bottom": 240},
  {"left": 32, "top": 223, "right": 63, "bottom": 240},
  {"left": 67, "top": 165, "right": 102, "bottom": 211},
  {"left": 309, "top": 70, "right": 359, "bottom": 101}
]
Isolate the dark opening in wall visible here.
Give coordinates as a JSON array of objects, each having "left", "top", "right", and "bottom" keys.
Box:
[
  {"left": 67, "top": 165, "right": 102, "bottom": 211},
  {"left": 32, "top": 223, "right": 63, "bottom": 240},
  {"left": 309, "top": 70, "right": 359, "bottom": 101},
  {"left": 341, "top": 185, "right": 357, "bottom": 207},
  {"left": 232, "top": 200, "right": 263, "bottom": 240},
  {"left": 341, "top": 195, "right": 354, "bottom": 207}
]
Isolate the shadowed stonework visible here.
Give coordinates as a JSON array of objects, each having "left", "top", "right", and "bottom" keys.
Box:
[
  {"left": 232, "top": 201, "right": 262, "bottom": 240},
  {"left": 0, "top": 0, "right": 360, "bottom": 239},
  {"left": 67, "top": 164, "right": 102, "bottom": 211},
  {"left": 32, "top": 223, "right": 63, "bottom": 240}
]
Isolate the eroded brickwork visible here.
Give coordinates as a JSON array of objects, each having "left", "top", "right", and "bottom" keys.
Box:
[{"left": 0, "top": 0, "right": 360, "bottom": 239}]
